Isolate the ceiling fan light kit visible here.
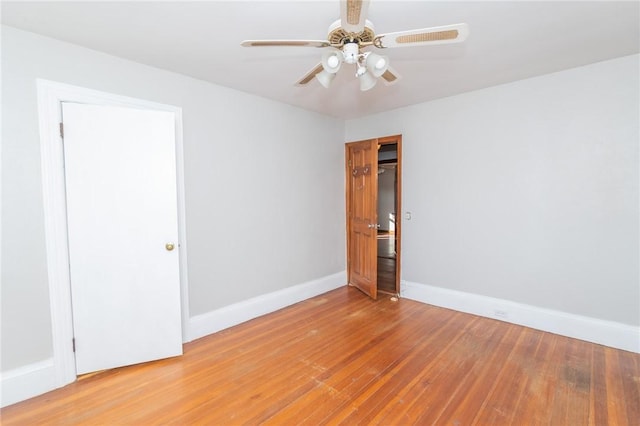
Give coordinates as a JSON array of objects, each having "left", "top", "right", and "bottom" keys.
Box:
[
  {"left": 241, "top": 0, "right": 469, "bottom": 92},
  {"left": 359, "top": 71, "right": 378, "bottom": 91},
  {"left": 321, "top": 49, "right": 343, "bottom": 73},
  {"left": 315, "top": 70, "right": 336, "bottom": 89},
  {"left": 365, "top": 52, "right": 389, "bottom": 77}
]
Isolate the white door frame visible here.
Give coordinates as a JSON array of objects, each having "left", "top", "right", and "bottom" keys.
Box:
[{"left": 37, "top": 79, "right": 190, "bottom": 388}]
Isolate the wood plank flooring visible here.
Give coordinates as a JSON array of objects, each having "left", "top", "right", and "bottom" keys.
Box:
[
  {"left": 2, "top": 287, "right": 639, "bottom": 425},
  {"left": 377, "top": 232, "right": 396, "bottom": 294},
  {"left": 376, "top": 257, "right": 396, "bottom": 294}
]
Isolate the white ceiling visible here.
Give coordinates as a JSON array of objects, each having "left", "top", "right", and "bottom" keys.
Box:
[{"left": 2, "top": 1, "right": 639, "bottom": 119}]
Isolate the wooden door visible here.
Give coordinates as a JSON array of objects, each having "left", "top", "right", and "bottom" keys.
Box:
[
  {"left": 346, "top": 139, "right": 378, "bottom": 299},
  {"left": 62, "top": 102, "right": 183, "bottom": 375}
]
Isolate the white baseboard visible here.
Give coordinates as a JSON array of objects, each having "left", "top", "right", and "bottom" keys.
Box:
[
  {"left": 186, "top": 271, "right": 346, "bottom": 342},
  {"left": 0, "top": 272, "right": 345, "bottom": 407},
  {"left": 1, "top": 358, "right": 56, "bottom": 408},
  {"left": 401, "top": 280, "right": 640, "bottom": 353},
  {"left": 10, "top": 275, "right": 630, "bottom": 408}
]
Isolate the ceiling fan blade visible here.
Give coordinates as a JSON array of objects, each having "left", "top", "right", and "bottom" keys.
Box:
[
  {"left": 241, "top": 40, "right": 331, "bottom": 48},
  {"left": 295, "top": 63, "right": 324, "bottom": 86},
  {"left": 380, "top": 66, "right": 400, "bottom": 85},
  {"left": 374, "top": 23, "right": 469, "bottom": 49},
  {"left": 340, "top": 0, "right": 370, "bottom": 34}
]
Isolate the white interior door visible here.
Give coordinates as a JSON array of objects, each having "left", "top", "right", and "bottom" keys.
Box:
[{"left": 61, "top": 102, "right": 183, "bottom": 375}]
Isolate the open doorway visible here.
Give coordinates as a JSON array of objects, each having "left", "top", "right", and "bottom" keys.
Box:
[
  {"left": 376, "top": 140, "right": 400, "bottom": 296},
  {"left": 345, "top": 135, "right": 402, "bottom": 300}
]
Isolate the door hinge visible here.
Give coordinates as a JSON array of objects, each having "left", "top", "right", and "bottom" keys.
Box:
[
  {"left": 72, "top": 337, "right": 76, "bottom": 353},
  {"left": 59, "top": 122, "right": 64, "bottom": 138},
  {"left": 348, "top": 160, "right": 352, "bottom": 167}
]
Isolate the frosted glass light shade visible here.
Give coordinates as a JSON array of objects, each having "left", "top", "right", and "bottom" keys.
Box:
[
  {"left": 365, "top": 53, "right": 389, "bottom": 78},
  {"left": 359, "top": 71, "right": 377, "bottom": 91},
  {"left": 315, "top": 70, "right": 335, "bottom": 88},
  {"left": 321, "top": 49, "right": 343, "bottom": 74}
]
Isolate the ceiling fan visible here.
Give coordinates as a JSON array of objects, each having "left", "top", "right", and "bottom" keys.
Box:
[{"left": 241, "top": 0, "right": 469, "bottom": 91}]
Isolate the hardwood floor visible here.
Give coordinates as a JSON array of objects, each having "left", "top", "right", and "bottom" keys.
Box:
[
  {"left": 377, "top": 232, "right": 396, "bottom": 294},
  {"left": 2, "top": 287, "right": 638, "bottom": 425},
  {"left": 376, "top": 257, "right": 396, "bottom": 295}
]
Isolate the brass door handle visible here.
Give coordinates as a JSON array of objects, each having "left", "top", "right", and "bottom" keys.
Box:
[{"left": 165, "top": 243, "right": 175, "bottom": 251}]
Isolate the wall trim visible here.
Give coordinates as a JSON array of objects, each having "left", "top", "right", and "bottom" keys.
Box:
[
  {"left": 37, "top": 79, "right": 191, "bottom": 390},
  {"left": 401, "top": 280, "right": 640, "bottom": 353},
  {"left": 1, "top": 359, "right": 56, "bottom": 408},
  {"left": 187, "top": 271, "right": 346, "bottom": 342},
  {"left": 1, "top": 272, "right": 345, "bottom": 407}
]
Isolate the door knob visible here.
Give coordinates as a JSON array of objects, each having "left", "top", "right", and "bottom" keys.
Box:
[{"left": 165, "top": 243, "right": 175, "bottom": 251}]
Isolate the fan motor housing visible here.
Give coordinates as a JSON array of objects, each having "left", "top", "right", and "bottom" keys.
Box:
[{"left": 328, "top": 19, "right": 375, "bottom": 46}]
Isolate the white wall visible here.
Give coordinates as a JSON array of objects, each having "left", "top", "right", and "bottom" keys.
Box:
[
  {"left": 346, "top": 54, "right": 639, "bottom": 328},
  {"left": 1, "top": 26, "right": 346, "bottom": 373}
]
